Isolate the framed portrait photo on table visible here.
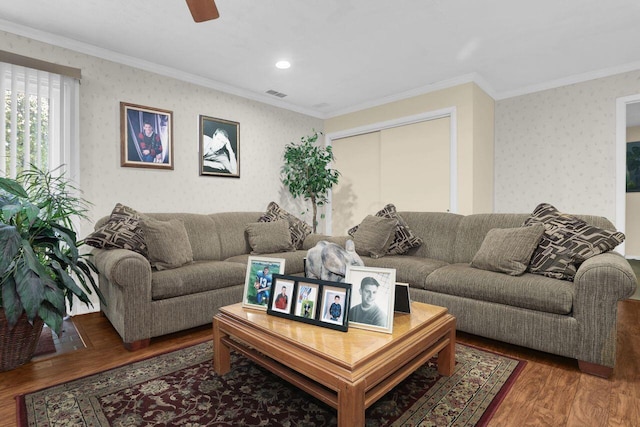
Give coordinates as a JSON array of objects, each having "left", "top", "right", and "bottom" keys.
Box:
[
  {"left": 242, "top": 257, "right": 286, "bottom": 311},
  {"left": 198, "top": 115, "right": 240, "bottom": 178},
  {"left": 120, "top": 102, "right": 173, "bottom": 170},
  {"left": 345, "top": 266, "right": 396, "bottom": 334}
]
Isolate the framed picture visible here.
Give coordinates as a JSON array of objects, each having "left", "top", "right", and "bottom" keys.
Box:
[
  {"left": 627, "top": 141, "right": 640, "bottom": 192},
  {"left": 120, "top": 102, "right": 173, "bottom": 169},
  {"left": 267, "top": 275, "right": 352, "bottom": 332},
  {"left": 294, "top": 281, "right": 319, "bottom": 319},
  {"left": 242, "top": 257, "right": 286, "bottom": 311},
  {"left": 199, "top": 115, "right": 240, "bottom": 178},
  {"left": 345, "top": 266, "right": 396, "bottom": 334},
  {"left": 270, "top": 276, "right": 295, "bottom": 314},
  {"left": 319, "top": 284, "right": 349, "bottom": 327}
]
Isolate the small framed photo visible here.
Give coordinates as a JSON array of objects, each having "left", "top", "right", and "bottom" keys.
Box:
[
  {"left": 199, "top": 115, "right": 240, "bottom": 178},
  {"left": 319, "top": 285, "right": 349, "bottom": 328},
  {"left": 345, "top": 266, "right": 396, "bottom": 334},
  {"left": 270, "top": 276, "right": 295, "bottom": 314},
  {"left": 242, "top": 257, "right": 286, "bottom": 311},
  {"left": 294, "top": 281, "right": 319, "bottom": 319},
  {"left": 120, "top": 102, "right": 173, "bottom": 169}
]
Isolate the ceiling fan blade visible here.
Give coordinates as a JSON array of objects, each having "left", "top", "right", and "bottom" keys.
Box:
[{"left": 186, "top": 0, "right": 219, "bottom": 22}]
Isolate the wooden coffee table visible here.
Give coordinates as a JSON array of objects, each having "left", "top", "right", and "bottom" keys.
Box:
[{"left": 213, "top": 301, "right": 456, "bottom": 427}]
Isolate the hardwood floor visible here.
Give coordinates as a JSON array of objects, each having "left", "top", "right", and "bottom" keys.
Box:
[{"left": 1, "top": 300, "right": 639, "bottom": 427}]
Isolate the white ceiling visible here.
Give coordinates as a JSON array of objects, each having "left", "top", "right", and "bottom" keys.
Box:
[{"left": 1, "top": 0, "right": 640, "bottom": 118}]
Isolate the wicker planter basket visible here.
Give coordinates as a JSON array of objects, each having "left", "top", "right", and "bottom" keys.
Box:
[{"left": 0, "top": 309, "right": 44, "bottom": 371}]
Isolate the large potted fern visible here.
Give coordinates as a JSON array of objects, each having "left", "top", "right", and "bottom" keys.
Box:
[{"left": 0, "top": 167, "right": 103, "bottom": 370}]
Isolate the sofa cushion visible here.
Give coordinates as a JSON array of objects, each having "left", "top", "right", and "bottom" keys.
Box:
[
  {"left": 425, "top": 263, "right": 574, "bottom": 315},
  {"left": 352, "top": 215, "right": 398, "bottom": 258},
  {"left": 224, "top": 251, "right": 307, "bottom": 276},
  {"left": 258, "top": 202, "right": 312, "bottom": 249},
  {"left": 524, "top": 203, "right": 625, "bottom": 280},
  {"left": 361, "top": 255, "right": 449, "bottom": 290},
  {"left": 141, "top": 218, "right": 194, "bottom": 271},
  {"left": 245, "top": 220, "right": 295, "bottom": 254},
  {"left": 348, "top": 204, "right": 423, "bottom": 255},
  {"left": 147, "top": 213, "right": 221, "bottom": 261},
  {"left": 151, "top": 260, "right": 247, "bottom": 300},
  {"left": 85, "top": 203, "right": 148, "bottom": 256},
  {"left": 471, "top": 224, "right": 545, "bottom": 276}
]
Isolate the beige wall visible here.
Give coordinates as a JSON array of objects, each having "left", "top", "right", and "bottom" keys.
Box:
[
  {"left": 626, "top": 126, "right": 640, "bottom": 257},
  {"left": 495, "top": 69, "right": 640, "bottom": 222},
  {"left": 331, "top": 118, "right": 451, "bottom": 235},
  {"left": 325, "top": 82, "right": 495, "bottom": 216},
  {"left": 0, "top": 30, "right": 323, "bottom": 241}
]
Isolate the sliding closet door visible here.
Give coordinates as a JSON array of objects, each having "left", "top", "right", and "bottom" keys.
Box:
[
  {"left": 380, "top": 118, "right": 450, "bottom": 211},
  {"left": 331, "top": 132, "right": 381, "bottom": 235},
  {"left": 331, "top": 117, "right": 450, "bottom": 235}
]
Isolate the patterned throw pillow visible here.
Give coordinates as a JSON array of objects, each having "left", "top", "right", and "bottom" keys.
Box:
[
  {"left": 258, "top": 202, "right": 312, "bottom": 249},
  {"left": 348, "top": 203, "right": 423, "bottom": 255},
  {"left": 85, "top": 203, "right": 148, "bottom": 256},
  {"left": 523, "top": 203, "right": 625, "bottom": 281}
]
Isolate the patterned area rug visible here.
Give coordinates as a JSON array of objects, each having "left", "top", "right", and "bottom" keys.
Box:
[{"left": 17, "top": 341, "right": 525, "bottom": 426}]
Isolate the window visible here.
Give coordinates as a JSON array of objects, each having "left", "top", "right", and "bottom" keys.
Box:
[{"left": 1, "top": 60, "right": 80, "bottom": 181}]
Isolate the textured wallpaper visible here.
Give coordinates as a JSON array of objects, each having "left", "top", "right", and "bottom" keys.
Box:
[
  {"left": 0, "top": 31, "right": 323, "bottom": 242},
  {"left": 495, "top": 69, "right": 640, "bottom": 224}
]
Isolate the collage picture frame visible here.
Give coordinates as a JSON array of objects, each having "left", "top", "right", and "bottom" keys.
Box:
[{"left": 267, "top": 274, "right": 352, "bottom": 332}]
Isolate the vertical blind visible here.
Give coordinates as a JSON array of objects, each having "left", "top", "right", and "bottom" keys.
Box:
[{"left": 0, "top": 61, "right": 80, "bottom": 182}]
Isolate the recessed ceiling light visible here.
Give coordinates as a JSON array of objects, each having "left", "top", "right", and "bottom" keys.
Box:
[{"left": 275, "top": 60, "right": 291, "bottom": 69}]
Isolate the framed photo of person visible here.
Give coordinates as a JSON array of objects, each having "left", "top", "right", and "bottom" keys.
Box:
[
  {"left": 198, "top": 115, "right": 240, "bottom": 178},
  {"left": 120, "top": 102, "right": 173, "bottom": 170},
  {"left": 293, "top": 281, "right": 319, "bottom": 320},
  {"left": 242, "top": 257, "right": 286, "bottom": 311},
  {"left": 345, "top": 266, "right": 396, "bottom": 334},
  {"left": 319, "top": 284, "right": 349, "bottom": 329},
  {"left": 266, "top": 275, "right": 351, "bottom": 332},
  {"left": 269, "top": 276, "right": 295, "bottom": 314}
]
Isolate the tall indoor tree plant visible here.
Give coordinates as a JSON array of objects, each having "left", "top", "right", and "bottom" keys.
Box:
[
  {"left": 281, "top": 130, "right": 340, "bottom": 233},
  {"left": 0, "top": 167, "right": 103, "bottom": 370}
]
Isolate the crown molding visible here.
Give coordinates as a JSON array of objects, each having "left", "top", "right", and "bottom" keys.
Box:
[
  {"left": 0, "top": 19, "right": 325, "bottom": 119},
  {"left": 495, "top": 60, "right": 640, "bottom": 100},
  {"left": 324, "top": 73, "right": 497, "bottom": 118}
]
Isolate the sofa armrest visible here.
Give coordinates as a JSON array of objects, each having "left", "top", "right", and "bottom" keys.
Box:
[
  {"left": 302, "top": 234, "right": 350, "bottom": 250},
  {"left": 92, "top": 248, "right": 152, "bottom": 290},
  {"left": 92, "top": 247, "right": 153, "bottom": 346},
  {"left": 572, "top": 251, "right": 637, "bottom": 367}
]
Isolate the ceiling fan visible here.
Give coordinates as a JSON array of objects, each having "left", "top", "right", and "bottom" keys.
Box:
[{"left": 185, "top": 0, "right": 220, "bottom": 22}]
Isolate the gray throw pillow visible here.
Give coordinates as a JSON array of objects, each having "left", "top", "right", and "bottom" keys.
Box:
[
  {"left": 246, "top": 220, "right": 295, "bottom": 254},
  {"left": 471, "top": 224, "right": 545, "bottom": 276},
  {"left": 258, "top": 202, "right": 312, "bottom": 249},
  {"left": 352, "top": 215, "right": 398, "bottom": 259},
  {"left": 141, "top": 218, "right": 194, "bottom": 271},
  {"left": 348, "top": 203, "right": 423, "bottom": 255}
]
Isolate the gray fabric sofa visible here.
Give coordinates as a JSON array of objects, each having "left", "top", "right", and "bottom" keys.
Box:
[
  {"left": 315, "top": 211, "right": 636, "bottom": 377},
  {"left": 91, "top": 209, "right": 636, "bottom": 377},
  {"left": 91, "top": 212, "right": 308, "bottom": 351}
]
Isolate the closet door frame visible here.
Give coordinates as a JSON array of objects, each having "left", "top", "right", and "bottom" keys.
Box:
[{"left": 325, "top": 107, "right": 458, "bottom": 234}]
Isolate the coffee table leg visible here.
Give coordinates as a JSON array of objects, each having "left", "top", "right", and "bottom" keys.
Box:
[
  {"left": 437, "top": 324, "right": 456, "bottom": 376},
  {"left": 213, "top": 316, "right": 230, "bottom": 375},
  {"left": 338, "top": 379, "right": 365, "bottom": 427}
]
